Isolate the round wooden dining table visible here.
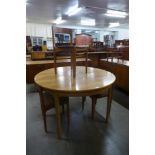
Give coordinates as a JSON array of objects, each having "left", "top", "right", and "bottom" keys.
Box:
[{"left": 34, "top": 66, "right": 116, "bottom": 139}]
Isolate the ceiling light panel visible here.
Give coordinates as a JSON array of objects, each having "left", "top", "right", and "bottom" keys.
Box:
[
  {"left": 105, "top": 10, "right": 128, "bottom": 18},
  {"left": 109, "top": 22, "right": 120, "bottom": 28},
  {"left": 105, "top": 13, "right": 126, "bottom": 18},
  {"left": 81, "top": 18, "right": 96, "bottom": 26},
  {"left": 66, "top": 4, "right": 82, "bottom": 16},
  {"left": 54, "top": 17, "right": 65, "bottom": 24},
  {"left": 107, "top": 10, "right": 128, "bottom": 16}
]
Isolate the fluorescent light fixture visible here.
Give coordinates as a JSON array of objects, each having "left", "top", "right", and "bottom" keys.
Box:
[
  {"left": 107, "top": 10, "right": 128, "bottom": 16},
  {"left": 109, "top": 22, "right": 120, "bottom": 28},
  {"left": 66, "top": 4, "right": 82, "bottom": 16},
  {"left": 81, "top": 18, "right": 96, "bottom": 26},
  {"left": 85, "top": 30, "right": 92, "bottom": 33},
  {"left": 54, "top": 17, "right": 65, "bottom": 24},
  {"left": 105, "top": 13, "right": 126, "bottom": 18},
  {"left": 105, "top": 10, "right": 128, "bottom": 18}
]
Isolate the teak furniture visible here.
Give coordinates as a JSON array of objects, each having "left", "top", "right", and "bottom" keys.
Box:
[
  {"left": 34, "top": 66, "right": 116, "bottom": 139},
  {"left": 99, "top": 58, "right": 129, "bottom": 92},
  {"left": 52, "top": 28, "right": 91, "bottom": 77},
  {"left": 37, "top": 86, "right": 70, "bottom": 132},
  {"left": 31, "top": 51, "right": 46, "bottom": 60},
  {"left": 26, "top": 57, "right": 92, "bottom": 83}
]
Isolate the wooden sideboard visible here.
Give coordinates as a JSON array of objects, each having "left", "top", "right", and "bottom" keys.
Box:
[
  {"left": 26, "top": 57, "right": 93, "bottom": 83},
  {"left": 27, "top": 55, "right": 129, "bottom": 93},
  {"left": 99, "top": 59, "right": 129, "bottom": 92}
]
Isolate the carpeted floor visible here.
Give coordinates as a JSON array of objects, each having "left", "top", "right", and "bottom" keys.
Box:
[{"left": 26, "top": 84, "right": 129, "bottom": 155}]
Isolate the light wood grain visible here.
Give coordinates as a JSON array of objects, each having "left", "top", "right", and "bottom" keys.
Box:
[
  {"left": 34, "top": 66, "right": 116, "bottom": 139},
  {"left": 34, "top": 66, "right": 116, "bottom": 93}
]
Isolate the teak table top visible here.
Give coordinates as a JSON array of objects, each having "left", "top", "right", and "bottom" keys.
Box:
[{"left": 34, "top": 66, "right": 116, "bottom": 93}]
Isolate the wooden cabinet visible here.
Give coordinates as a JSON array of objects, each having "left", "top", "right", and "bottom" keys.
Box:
[
  {"left": 26, "top": 58, "right": 92, "bottom": 83},
  {"left": 26, "top": 63, "right": 53, "bottom": 83},
  {"left": 31, "top": 37, "right": 43, "bottom": 46},
  {"left": 31, "top": 52, "right": 46, "bottom": 60},
  {"left": 99, "top": 59, "right": 129, "bottom": 92},
  {"left": 115, "top": 39, "right": 129, "bottom": 46},
  {"left": 115, "top": 64, "right": 129, "bottom": 92}
]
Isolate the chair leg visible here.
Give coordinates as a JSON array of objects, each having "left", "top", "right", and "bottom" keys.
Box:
[
  {"left": 66, "top": 103, "right": 70, "bottom": 126},
  {"left": 82, "top": 96, "right": 86, "bottom": 111},
  {"left": 42, "top": 113, "right": 47, "bottom": 132},
  {"left": 91, "top": 96, "right": 97, "bottom": 120},
  {"left": 62, "top": 103, "right": 65, "bottom": 114}
]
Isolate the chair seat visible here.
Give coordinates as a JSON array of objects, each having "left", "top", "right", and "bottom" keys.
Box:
[
  {"left": 43, "top": 92, "right": 69, "bottom": 111},
  {"left": 60, "top": 97, "right": 69, "bottom": 104},
  {"left": 38, "top": 90, "right": 70, "bottom": 132},
  {"left": 43, "top": 92, "right": 55, "bottom": 111}
]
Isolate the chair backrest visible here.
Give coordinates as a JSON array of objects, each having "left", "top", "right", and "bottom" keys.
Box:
[
  {"left": 52, "top": 26, "right": 73, "bottom": 74},
  {"left": 74, "top": 33, "right": 93, "bottom": 74},
  {"left": 52, "top": 28, "right": 92, "bottom": 77}
]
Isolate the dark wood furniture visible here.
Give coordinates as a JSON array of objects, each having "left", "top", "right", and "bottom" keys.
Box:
[
  {"left": 52, "top": 26, "right": 73, "bottom": 56},
  {"left": 119, "top": 47, "right": 129, "bottom": 60},
  {"left": 99, "top": 58, "right": 129, "bottom": 92},
  {"left": 115, "top": 39, "right": 129, "bottom": 47},
  {"left": 26, "top": 57, "right": 92, "bottom": 83},
  {"left": 26, "top": 36, "right": 32, "bottom": 55}
]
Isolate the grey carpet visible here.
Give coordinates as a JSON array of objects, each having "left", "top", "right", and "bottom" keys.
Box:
[{"left": 26, "top": 84, "right": 129, "bottom": 155}]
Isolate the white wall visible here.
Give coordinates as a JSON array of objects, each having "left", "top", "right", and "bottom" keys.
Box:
[
  {"left": 111, "top": 28, "right": 129, "bottom": 40},
  {"left": 26, "top": 22, "right": 53, "bottom": 49},
  {"left": 26, "top": 23, "right": 52, "bottom": 38},
  {"left": 117, "top": 29, "right": 129, "bottom": 40},
  {"left": 103, "top": 27, "right": 129, "bottom": 40},
  {"left": 27, "top": 23, "right": 129, "bottom": 40},
  {"left": 26, "top": 22, "right": 129, "bottom": 47}
]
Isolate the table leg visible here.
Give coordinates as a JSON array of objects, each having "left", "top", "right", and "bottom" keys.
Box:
[
  {"left": 106, "top": 86, "right": 112, "bottom": 122},
  {"left": 54, "top": 95, "right": 62, "bottom": 139},
  {"left": 106, "top": 53, "right": 109, "bottom": 61},
  {"left": 53, "top": 52, "right": 57, "bottom": 74},
  {"left": 72, "top": 49, "right": 76, "bottom": 78},
  {"left": 85, "top": 52, "right": 88, "bottom": 73}
]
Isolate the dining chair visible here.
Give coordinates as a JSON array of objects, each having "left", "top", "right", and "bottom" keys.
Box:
[
  {"left": 82, "top": 87, "right": 109, "bottom": 120},
  {"left": 52, "top": 45, "right": 89, "bottom": 78},
  {"left": 37, "top": 86, "right": 70, "bottom": 132},
  {"left": 75, "top": 46, "right": 89, "bottom": 73},
  {"left": 74, "top": 33, "right": 109, "bottom": 116}
]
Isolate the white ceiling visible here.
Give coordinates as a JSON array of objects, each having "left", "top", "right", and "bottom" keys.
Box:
[{"left": 26, "top": 0, "right": 129, "bottom": 29}]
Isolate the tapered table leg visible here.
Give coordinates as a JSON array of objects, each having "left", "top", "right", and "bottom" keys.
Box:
[
  {"left": 106, "top": 86, "right": 112, "bottom": 122},
  {"left": 54, "top": 95, "right": 62, "bottom": 139},
  {"left": 91, "top": 96, "right": 97, "bottom": 120}
]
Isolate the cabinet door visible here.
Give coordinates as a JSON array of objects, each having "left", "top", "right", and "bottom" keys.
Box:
[
  {"left": 32, "top": 38, "right": 37, "bottom": 46},
  {"left": 38, "top": 38, "right": 43, "bottom": 46},
  {"left": 115, "top": 65, "right": 129, "bottom": 92}
]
